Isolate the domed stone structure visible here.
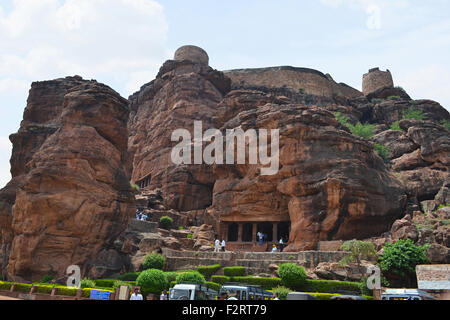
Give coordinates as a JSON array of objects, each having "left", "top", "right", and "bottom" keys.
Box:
[
  {"left": 174, "top": 45, "right": 209, "bottom": 66},
  {"left": 362, "top": 67, "right": 394, "bottom": 96}
]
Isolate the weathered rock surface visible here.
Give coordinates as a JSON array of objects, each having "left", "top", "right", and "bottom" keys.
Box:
[{"left": 0, "top": 78, "right": 134, "bottom": 281}]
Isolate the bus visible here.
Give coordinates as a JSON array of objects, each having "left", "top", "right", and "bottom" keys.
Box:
[
  {"left": 219, "top": 283, "right": 273, "bottom": 300},
  {"left": 169, "top": 283, "right": 218, "bottom": 300}
]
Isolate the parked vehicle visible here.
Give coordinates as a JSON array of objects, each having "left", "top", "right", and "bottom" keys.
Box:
[
  {"left": 169, "top": 283, "right": 218, "bottom": 300},
  {"left": 219, "top": 283, "right": 273, "bottom": 300},
  {"left": 381, "top": 289, "right": 436, "bottom": 301},
  {"left": 286, "top": 292, "right": 318, "bottom": 300},
  {"left": 330, "top": 295, "right": 367, "bottom": 300}
]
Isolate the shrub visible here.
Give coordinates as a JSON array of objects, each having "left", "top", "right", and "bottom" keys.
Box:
[
  {"left": 80, "top": 278, "right": 96, "bottom": 289},
  {"left": 273, "top": 286, "right": 292, "bottom": 300},
  {"left": 178, "top": 226, "right": 184, "bottom": 230},
  {"left": 170, "top": 281, "right": 176, "bottom": 288},
  {"left": 390, "top": 121, "right": 401, "bottom": 131},
  {"left": 371, "top": 98, "right": 384, "bottom": 104},
  {"left": 211, "top": 275, "right": 231, "bottom": 285},
  {"left": 339, "top": 240, "right": 378, "bottom": 276},
  {"left": 335, "top": 112, "right": 351, "bottom": 127},
  {"left": 232, "top": 277, "right": 282, "bottom": 290},
  {"left": 13, "top": 283, "right": 33, "bottom": 293},
  {"left": 41, "top": 275, "right": 54, "bottom": 284},
  {"left": 350, "top": 122, "right": 375, "bottom": 139},
  {"left": 441, "top": 120, "right": 450, "bottom": 131},
  {"left": 308, "top": 292, "right": 340, "bottom": 300},
  {"left": 160, "top": 216, "right": 173, "bottom": 230},
  {"left": 187, "top": 233, "right": 193, "bottom": 239},
  {"left": 131, "top": 184, "right": 140, "bottom": 192},
  {"left": 386, "top": 95, "right": 401, "bottom": 100},
  {"left": 117, "top": 272, "right": 140, "bottom": 281},
  {"left": 33, "top": 284, "right": 54, "bottom": 295},
  {"left": 142, "top": 253, "right": 166, "bottom": 271},
  {"left": 379, "top": 239, "right": 430, "bottom": 277},
  {"left": 0, "top": 281, "right": 12, "bottom": 291},
  {"left": 136, "top": 269, "right": 168, "bottom": 296},
  {"left": 82, "top": 288, "right": 93, "bottom": 298},
  {"left": 175, "top": 271, "right": 206, "bottom": 285},
  {"left": 223, "top": 266, "right": 245, "bottom": 277},
  {"left": 94, "top": 279, "right": 116, "bottom": 288},
  {"left": 299, "top": 279, "right": 361, "bottom": 294},
  {"left": 404, "top": 108, "right": 425, "bottom": 120},
  {"left": 206, "top": 281, "right": 221, "bottom": 292},
  {"left": 374, "top": 143, "right": 390, "bottom": 162},
  {"left": 55, "top": 286, "right": 79, "bottom": 297},
  {"left": 197, "top": 264, "right": 221, "bottom": 279},
  {"left": 278, "top": 263, "right": 307, "bottom": 289}
]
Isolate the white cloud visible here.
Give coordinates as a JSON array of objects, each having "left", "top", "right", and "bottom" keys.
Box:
[
  {"left": 0, "top": 0, "right": 170, "bottom": 97},
  {"left": 0, "top": 136, "right": 12, "bottom": 189},
  {"left": 398, "top": 65, "right": 450, "bottom": 110}
]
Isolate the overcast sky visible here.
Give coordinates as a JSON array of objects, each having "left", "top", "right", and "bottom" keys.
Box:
[{"left": 1, "top": 0, "right": 450, "bottom": 188}]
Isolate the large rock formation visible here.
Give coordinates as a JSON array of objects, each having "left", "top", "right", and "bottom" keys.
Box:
[{"left": 0, "top": 77, "right": 134, "bottom": 281}]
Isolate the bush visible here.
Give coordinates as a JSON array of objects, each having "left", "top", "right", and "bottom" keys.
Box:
[
  {"left": 374, "top": 143, "right": 390, "bottom": 162},
  {"left": 206, "top": 281, "right": 221, "bottom": 292},
  {"left": 232, "top": 277, "right": 282, "bottom": 290},
  {"left": 350, "top": 122, "right": 375, "bottom": 139},
  {"left": 94, "top": 279, "right": 116, "bottom": 288},
  {"left": 278, "top": 263, "right": 307, "bottom": 289},
  {"left": 390, "top": 121, "right": 402, "bottom": 131},
  {"left": 441, "top": 120, "right": 450, "bottom": 131},
  {"left": 41, "top": 275, "right": 54, "bottom": 284},
  {"left": 117, "top": 272, "right": 140, "bottom": 281},
  {"left": 379, "top": 239, "right": 430, "bottom": 277},
  {"left": 0, "top": 281, "right": 12, "bottom": 291},
  {"left": 307, "top": 292, "right": 340, "bottom": 300},
  {"left": 386, "top": 95, "right": 401, "bottom": 100},
  {"left": 160, "top": 216, "right": 173, "bottom": 230},
  {"left": 55, "top": 286, "right": 79, "bottom": 297},
  {"left": 142, "top": 253, "right": 166, "bottom": 271},
  {"left": 273, "top": 286, "right": 292, "bottom": 300},
  {"left": 175, "top": 271, "right": 206, "bottom": 285},
  {"left": 404, "top": 108, "right": 425, "bottom": 120},
  {"left": 13, "top": 283, "right": 33, "bottom": 293},
  {"left": 211, "top": 275, "right": 231, "bottom": 285},
  {"left": 299, "top": 279, "right": 361, "bottom": 294},
  {"left": 223, "top": 266, "right": 245, "bottom": 277},
  {"left": 33, "top": 284, "right": 54, "bottom": 295},
  {"left": 187, "top": 233, "right": 193, "bottom": 239},
  {"left": 197, "top": 264, "right": 221, "bottom": 279},
  {"left": 136, "top": 269, "right": 168, "bottom": 296},
  {"left": 80, "top": 278, "right": 96, "bottom": 289}
]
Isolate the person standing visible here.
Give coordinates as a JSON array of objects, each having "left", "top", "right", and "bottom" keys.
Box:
[
  {"left": 279, "top": 238, "right": 284, "bottom": 252},
  {"left": 160, "top": 290, "right": 168, "bottom": 300},
  {"left": 214, "top": 239, "right": 221, "bottom": 252},
  {"left": 273, "top": 293, "right": 280, "bottom": 300},
  {"left": 221, "top": 240, "right": 226, "bottom": 252},
  {"left": 258, "top": 232, "right": 263, "bottom": 246},
  {"left": 130, "top": 288, "right": 143, "bottom": 300}
]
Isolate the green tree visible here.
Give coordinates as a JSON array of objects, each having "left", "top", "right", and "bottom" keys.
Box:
[
  {"left": 339, "top": 240, "right": 378, "bottom": 277},
  {"left": 142, "top": 253, "right": 166, "bottom": 271},
  {"left": 379, "top": 239, "right": 429, "bottom": 277},
  {"left": 136, "top": 269, "right": 168, "bottom": 296},
  {"left": 374, "top": 143, "right": 390, "bottom": 162}
]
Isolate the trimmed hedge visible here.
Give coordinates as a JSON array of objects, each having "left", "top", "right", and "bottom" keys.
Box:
[
  {"left": 176, "top": 271, "right": 206, "bottom": 285},
  {"left": 197, "top": 264, "right": 221, "bottom": 279},
  {"left": 94, "top": 279, "right": 116, "bottom": 288},
  {"left": 136, "top": 269, "right": 168, "bottom": 296},
  {"left": 0, "top": 281, "right": 12, "bottom": 291},
  {"left": 142, "top": 253, "right": 166, "bottom": 271},
  {"left": 205, "top": 281, "right": 221, "bottom": 292},
  {"left": 299, "top": 279, "right": 361, "bottom": 294},
  {"left": 223, "top": 266, "right": 245, "bottom": 277},
  {"left": 14, "top": 283, "right": 33, "bottom": 293},
  {"left": 232, "top": 277, "right": 282, "bottom": 290},
  {"left": 210, "top": 275, "right": 231, "bottom": 285},
  {"left": 117, "top": 272, "right": 140, "bottom": 281}
]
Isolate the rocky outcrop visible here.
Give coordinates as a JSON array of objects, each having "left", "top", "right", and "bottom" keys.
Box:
[{"left": 0, "top": 78, "right": 134, "bottom": 281}]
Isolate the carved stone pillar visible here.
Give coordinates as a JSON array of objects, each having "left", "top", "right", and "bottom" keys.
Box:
[
  {"left": 238, "top": 223, "right": 243, "bottom": 242},
  {"left": 273, "top": 222, "right": 278, "bottom": 242}
]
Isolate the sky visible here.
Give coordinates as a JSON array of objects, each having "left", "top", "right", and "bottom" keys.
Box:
[{"left": 0, "top": 0, "right": 449, "bottom": 188}]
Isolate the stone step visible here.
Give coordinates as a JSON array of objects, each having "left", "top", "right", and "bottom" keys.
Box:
[{"left": 127, "top": 219, "right": 158, "bottom": 233}]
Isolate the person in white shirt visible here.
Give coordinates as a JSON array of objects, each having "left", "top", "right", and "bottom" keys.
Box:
[
  {"left": 221, "top": 240, "right": 226, "bottom": 252},
  {"left": 271, "top": 245, "right": 278, "bottom": 253},
  {"left": 214, "top": 239, "right": 220, "bottom": 252},
  {"left": 160, "top": 290, "right": 168, "bottom": 300},
  {"left": 130, "top": 288, "right": 143, "bottom": 300}
]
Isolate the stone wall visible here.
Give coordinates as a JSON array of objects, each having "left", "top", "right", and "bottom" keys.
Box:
[
  {"left": 224, "top": 66, "right": 362, "bottom": 98},
  {"left": 362, "top": 67, "right": 394, "bottom": 96}
]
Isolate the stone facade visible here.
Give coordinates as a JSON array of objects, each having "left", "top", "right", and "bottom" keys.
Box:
[{"left": 362, "top": 67, "right": 394, "bottom": 96}]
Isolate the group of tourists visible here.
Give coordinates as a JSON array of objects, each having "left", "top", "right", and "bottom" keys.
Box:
[
  {"left": 214, "top": 239, "right": 226, "bottom": 252},
  {"left": 135, "top": 209, "right": 148, "bottom": 221}
]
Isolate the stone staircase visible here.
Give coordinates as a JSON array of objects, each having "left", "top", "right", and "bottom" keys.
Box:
[{"left": 162, "top": 249, "right": 348, "bottom": 276}]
